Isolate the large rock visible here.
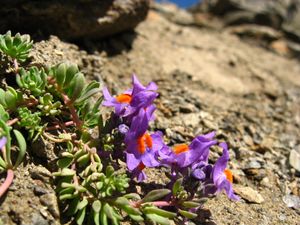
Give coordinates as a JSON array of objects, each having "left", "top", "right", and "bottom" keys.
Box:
[
  {"left": 282, "top": 4, "right": 300, "bottom": 42},
  {"left": 0, "top": 0, "right": 150, "bottom": 40},
  {"left": 192, "top": 0, "right": 300, "bottom": 44}
]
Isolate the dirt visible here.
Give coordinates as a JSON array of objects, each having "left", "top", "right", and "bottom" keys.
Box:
[{"left": 1, "top": 4, "right": 300, "bottom": 225}]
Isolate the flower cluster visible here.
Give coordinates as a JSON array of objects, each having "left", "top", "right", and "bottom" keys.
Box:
[
  {"left": 0, "top": 31, "right": 240, "bottom": 225},
  {"left": 103, "top": 75, "right": 239, "bottom": 200}
]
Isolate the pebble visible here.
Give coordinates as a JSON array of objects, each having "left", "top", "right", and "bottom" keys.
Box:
[
  {"left": 33, "top": 186, "right": 48, "bottom": 196},
  {"left": 260, "top": 177, "right": 272, "bottom": 188},
  {"left": 283, "top": 195, "right": 300, "bottom": 209},
  {"left": 29, "top": 212, "right": 49, "bottom": 225},
  {"left": 289, "top": 150, "right": 300, "bottom": 172},
  {"left": 30, "top": 166, "right": 52, "bottom": 183},
  {"left": 234, "top": 186, "right": 265, "bottom": 204},
  {"left": 246, "top": 160, "right": 262, "bottom": 169},
  {"left": 39, "top": 193, "right": 60, "bottom": 219}
]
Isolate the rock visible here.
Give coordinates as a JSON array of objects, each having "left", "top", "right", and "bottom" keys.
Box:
[
  {"left": 194, "top": 0, "right": 300, "bottom": 44},
  {"left": 179, "top": 103, "right": 196, "bottom": 113},
  {"left": 271, "top": 39, "right": 300, "bottom": 57},
  {"left": 0, "top": 0, "right": 149, "bottom": 40},
  {"left": 289, "top": 149, "right": 300, "bottom": 172},
  {"left": 33, "top": 186, "right": 48, "bottom": 196},
  {"left": 39, "top": 193, "right": 60, "bottom": 219},
  {"left": 194, "top": 0, "right": 289, "bottom": 27},
  {"left": 282, "top": 3, "right": 300, "bottom": 43},
  {"left": 260, "top": 177, "right": 272, "bottom": 188},
  {"left": 226, "top": 25, "right": 282, "bottom": 42},
  {"left": 234, "top": 185, "right": 265, "bottom": 203},
  {"left": 29, "top": 213, "right": 49, "bottom": 225},
  {"left": 30, "top": 166, "right": 52, "bottom": 183},
  {"left": 283, "top": 194, "right": 300, "bottom": 209}
]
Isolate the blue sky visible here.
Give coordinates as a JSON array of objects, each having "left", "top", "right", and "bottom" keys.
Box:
[{"left": 156, "top": 0, "right": 200, "bottom": 8}]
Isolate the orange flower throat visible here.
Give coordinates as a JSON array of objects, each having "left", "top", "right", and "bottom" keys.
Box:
[
  {"left": 116, "top": 94, "right": 132, "bottom": 103},
  {"left": 173, "top": 144, "right": 189, "bottom": 155},
  {"left": 224, "top": 169, "right": 233, "bottom": 183},
  {"left": 137, "top": 133, "right": 153, "bottom": 154},
  {"left": 138, "top": 162, "right": 146, "bottom": 171}
]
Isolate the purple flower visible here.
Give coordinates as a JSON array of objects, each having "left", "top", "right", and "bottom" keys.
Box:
[
  {"left": 212, "top": 143, "right": 239, "bottom": 200},
  {"left": 160, "top": 132, "right": 217, "bottom": 168},
  {"left": 118, "top": 124, "right": 129, "bottom": 134},
  {"left": 0, "top": 136, "right": 7, "bottom": 153},
  {"left": 124, "top": 109, "right": 164, "bottom": 181},
  {"left": 191, "top": 161, "right": 212, "bottom": 180},
  {"left": 102, "top": 75, "right": 158, "bottom": 118},
  {"left": 131, "top": 163, "right": 147, "bottom": 182}
]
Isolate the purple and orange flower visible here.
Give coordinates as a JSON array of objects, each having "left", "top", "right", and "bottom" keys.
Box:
[
  {"left": 160, "top": 132, "right": 217, "bottom": 168},
  {"left": 102, "top": 75, "right": 158, "bottom": 119},
  {"left": 211, "top": 142, "right": 239, "bottom": 200},
  {"left": 124, "top": 108, "right": 164, "bottom": 181}
]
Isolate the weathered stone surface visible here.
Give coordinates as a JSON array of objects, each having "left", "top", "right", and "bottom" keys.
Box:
[
  {"left": 289, "top": 149, "right": 300, "bottom": 172},
  {"left": 234, "top": 185, "right": 265, "bottom": 204},
  {"left": 193, "top": 0, "right": 300, "bottom": 44},
  {"left": 226, "top": 25, "right": 282, "bottom": 42},
  {"left": 0, "top": 0, "right": 150, "bottom": 40}
]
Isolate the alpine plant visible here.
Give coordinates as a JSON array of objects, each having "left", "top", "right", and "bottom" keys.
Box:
[{"left": 0, "top": 31, "right": 239, "bottom": 225}]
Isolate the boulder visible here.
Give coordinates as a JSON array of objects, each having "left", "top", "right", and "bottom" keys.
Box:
[
  {"left": 193, "top": 0, "right": 298, "bottom": 28},
  {"left": 0, "top": 0, "right": 150, "bottom": 40}
]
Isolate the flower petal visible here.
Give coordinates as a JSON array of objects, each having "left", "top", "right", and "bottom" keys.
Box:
[{"left": 126, "top": 153, "right": 141, "bottom": 171}]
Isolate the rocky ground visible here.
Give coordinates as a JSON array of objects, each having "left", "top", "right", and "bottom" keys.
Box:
[{"left": 0, "top": 1, "right": 300, "bottom": 225}]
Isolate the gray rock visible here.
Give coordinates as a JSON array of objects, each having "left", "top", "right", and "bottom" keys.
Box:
[
  {"left": 30, "top": 166, "right": 52, "bottom": 183},
  {"left": 33, "top": 186, "right": 49, "bottom": 196},
  {"left": 283, "top": 194, "right": 300, "bottom": 209},
  {"left": 0, "top": 0, "right": 149, "bottom": 40},
  {"left": 226, "top": 25, "right": 282, "bottom": 42},
  {"left": 194, "top": 0, "right": 300, "bottom": 43},
  {"left": 282, "top": 2, "right": 300, "bottom": 42},
  {"left": 40, "top": 193, "right": 60, "bottom": 219},
  {"left": 30, "top": 213, "right": 49, "bottom": 225}
]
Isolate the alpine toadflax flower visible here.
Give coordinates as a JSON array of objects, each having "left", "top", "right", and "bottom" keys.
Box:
[
  {"left": 0, "top": 136, "right": 7, "bottom": 153},
  {"left": 124, "top": 109, "right": 164, "bottom": 181},
  {"left": 212, "top": 142, "right": 239, "bottom": 200},
  {"left": 102, "top": 75, "right": 158, "bottom": 119},
  {"left": 160, "top": 132, "right": 217, "bottom": 168}
]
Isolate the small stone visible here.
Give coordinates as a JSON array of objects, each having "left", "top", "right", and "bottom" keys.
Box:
[
  {"left": 30, "top": 212, "right": 49, "bottom": 225},
  {"left": 260, "top": 177, "right": 271, "bottom": 188},
  {"left": 289, "top": 149, "right": 300, "bottom": 172},
  {"left": 278, "top": 214, "right": 286, "bottom": 222},
  {"left": 39, "top": 193, "right": 60, "bottom": 219},
  {"left": 246, "top": 160, "right": 262, "bottom": 169},
  {"left": 234, "top": 185, "right": 265, "bottom": 204},
  {"left": 179, "top": 104, "right": 195, "bottom": 113},
  {"left": 33, "top": 186, "right": 48, "bottom": 196},
  {"left": 30, "top": 166, "right": 52, "bottom": 183},
  {"left": 243, "top": 135, "right": 254, "bottom": 146},
  {"left": 283, "top": 195, "right": 300, "bottom": 209}
]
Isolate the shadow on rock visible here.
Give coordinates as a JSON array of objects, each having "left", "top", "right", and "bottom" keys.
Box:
[{"left": 0, "top": 0, "right": 149, "bottom": 42}]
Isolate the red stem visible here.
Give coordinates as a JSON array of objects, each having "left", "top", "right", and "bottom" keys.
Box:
[
  {"left": 6, "top": 118, "right": 19, "bottom": 126},
  {"left": 0, "top": 169, "right": 14, "bottom": 198},
  {"left": 46, "top": 121, "right": 75, "bottom": 131},
  {"left": 47, "top": 77, "right": 83, "bottom": 130},
  {"left": 61, "top": 93, "right": 83, "bottom": 130}
]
